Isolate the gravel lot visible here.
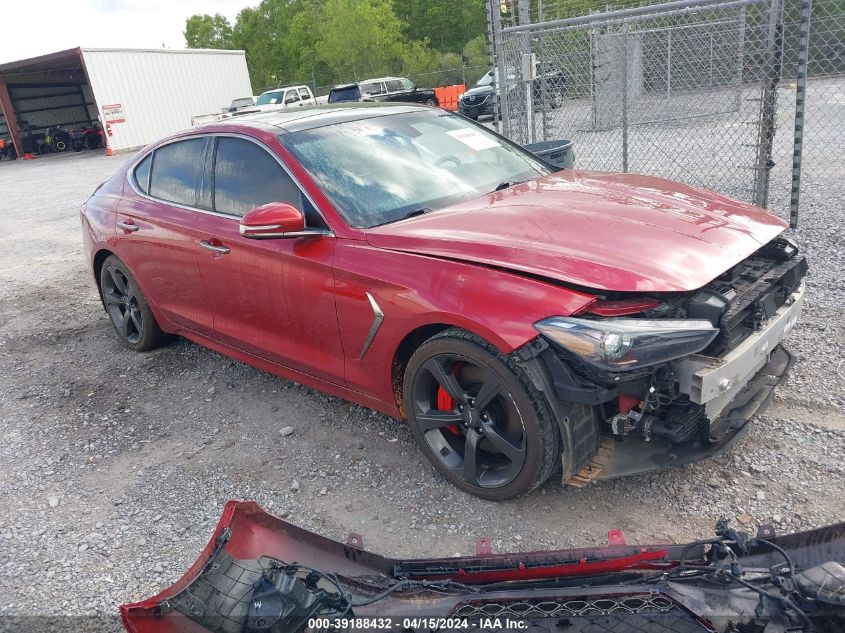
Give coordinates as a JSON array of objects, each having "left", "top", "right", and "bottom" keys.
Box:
[{"left": 0, "top": 146, "right": 843, "bottom": 627}]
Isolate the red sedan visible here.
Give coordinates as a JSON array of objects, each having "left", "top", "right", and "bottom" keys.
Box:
[{"left": 81, "top": 104, "right": 807, "bottom": 499}]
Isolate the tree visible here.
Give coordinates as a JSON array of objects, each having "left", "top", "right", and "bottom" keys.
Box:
[
  {"left": 463, "top": 35, "right": 488, "bottom": 67},
  {"left": 394, "top": 0, "right": 486, "bottom": 54},
  {"left": 311, "top": 0, "right": 407, "bottom": 80},
  {"left": 184, "top": 0, "right": 490, "bottom": 94},
  {"left": 184, "top": 14, "right": 234, "bottom": 49}
]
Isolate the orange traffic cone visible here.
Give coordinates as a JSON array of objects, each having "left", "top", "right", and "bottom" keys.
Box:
[
  {"left": 105, "top": 146, "right": 113, "bottom": 157},
  {"left": 23, "top": 153, "right": 35, "bottom": 159}
]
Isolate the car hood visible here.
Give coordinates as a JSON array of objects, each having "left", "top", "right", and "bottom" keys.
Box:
[{"left": 365, "top": 171, "right": 787, "bottom": 292}]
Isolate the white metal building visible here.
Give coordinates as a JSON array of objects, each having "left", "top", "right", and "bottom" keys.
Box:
[{"left": 0, "top": 47, "right": 252, "bottom": 157}]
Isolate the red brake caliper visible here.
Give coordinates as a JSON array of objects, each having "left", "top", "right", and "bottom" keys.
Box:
[{"left": 437, "top": 386, "right": 461, "bottom": 435}]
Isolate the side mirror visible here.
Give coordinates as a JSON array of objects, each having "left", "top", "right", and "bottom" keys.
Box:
[{"left": 239, "top": 202, "right": 305, "bottom": 239}]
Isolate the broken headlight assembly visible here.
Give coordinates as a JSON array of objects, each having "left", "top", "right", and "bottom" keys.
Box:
[{"left": 534, "top": 317, "right": 718, "bottom": 372}]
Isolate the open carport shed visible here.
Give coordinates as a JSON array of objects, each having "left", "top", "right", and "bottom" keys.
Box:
[{"left": 0, "top": 47, "right": 252, "bottom": 158}]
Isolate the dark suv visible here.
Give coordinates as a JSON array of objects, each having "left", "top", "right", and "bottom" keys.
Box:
[
  {"left": 328, "top": 77, "right": 438, "bottom": 106},
  {"left": 459, "top": 66, "right": 566, "bottom": 120}
]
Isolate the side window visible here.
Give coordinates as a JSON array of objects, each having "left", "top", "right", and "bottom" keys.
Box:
[
  {"left": 285, "top": 91, "right": 300, "bottom": 104},
  {"left": 360, "top": 82, "right": 382, "bottom": 96},
  {"left": 134, "top": 153, "right": 152, "bottom": 194},
  {"left": 400, "top": 78, "right": 415, "bottom": 91},
  {"left": 298, "top": 87, "right": 311, "bottom": 100},
  {"left": 386, "top": 79, "right": 402, "bottom": 92},
  {"left": 213, "top": 137, "right": 304, "bottom": 218},
  {"left": 148, "top": 138, "right": 206, "bottom": 207}
]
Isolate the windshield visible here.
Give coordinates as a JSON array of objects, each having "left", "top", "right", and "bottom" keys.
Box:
[
  {"left": 256, "top": 90, "right": 285, "bottom": 105},
  {"left": 477, "top": 71, "right": 494, "bottom": 87},
  {"left": 280, "top": 110, "right": 552, "bottom": 228}
]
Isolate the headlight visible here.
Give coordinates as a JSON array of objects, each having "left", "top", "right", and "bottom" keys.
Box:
[{"left": 534, "top": 317, "right": 718, "bottom": 372}]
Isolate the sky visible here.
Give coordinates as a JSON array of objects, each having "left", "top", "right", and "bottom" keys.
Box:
[{"left": 1, "top": 0, "right": 250, "bottom": 64}]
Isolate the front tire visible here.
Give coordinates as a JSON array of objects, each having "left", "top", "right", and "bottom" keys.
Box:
[
  {"left": 99, "top": 255, "right": 167, "bottom": 352},
  {"left": 403, "top": 329, "right": 561, "bottom": 500}
]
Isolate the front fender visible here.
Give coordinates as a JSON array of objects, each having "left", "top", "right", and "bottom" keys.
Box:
[{"left": 333, "top": 241, "right": 595, "bottom": 409}]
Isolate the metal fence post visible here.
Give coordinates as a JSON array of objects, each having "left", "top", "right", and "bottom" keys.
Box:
[
  {"left": 667, "top": 28, "right": 672, "bottom": 104},
  {"left": 789, "top": 0, "right": 812, "bottom": 228},
  {"left": 622, "top": 26, "right": 630, "bottom": 173},
  {"left": 486, "top": 0, "right": 509, "bottom": 135},
  {"left": 752, "top": 0, "right": 785, "bottom": 209},
  {"left": 736, "top": 6, "right": 747, "bottom": 111}
]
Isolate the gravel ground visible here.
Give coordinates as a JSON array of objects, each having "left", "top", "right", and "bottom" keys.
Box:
[{"left": 0, "top": 146, "right": 843, "bottom": 627}]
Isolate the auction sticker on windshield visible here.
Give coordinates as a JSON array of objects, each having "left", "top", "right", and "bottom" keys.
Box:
[{"left": 447, "top": 128, "right": 500, "bottom": 151}]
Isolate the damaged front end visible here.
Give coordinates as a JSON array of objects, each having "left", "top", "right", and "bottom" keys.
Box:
[
  {"left": 516, "top": 237, "right": 808, "bottom": 483},
  {"left": 121, "top": 501, "right": 845, "bottom": 633}
]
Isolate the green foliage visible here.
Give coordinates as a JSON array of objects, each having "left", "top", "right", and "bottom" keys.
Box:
[
  {"left": 184, "top": 0, "right": 491, "bottom": 94},
  {"left": 463, "top": 35, "right": 488, "bottom": 67},
  {"left": 184, "top": 14, "right": 234, "bottom": 49},
  {"left": 393, "top": 0, "right": 486, "bottom": 54}
]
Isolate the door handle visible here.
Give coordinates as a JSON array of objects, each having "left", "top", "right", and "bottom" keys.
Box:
[
  {"left": 118, "top": 220, "right": 139, "bottom": 232},
  {"left": 199, "top": 240, "right": 230, "bottom": 255}
]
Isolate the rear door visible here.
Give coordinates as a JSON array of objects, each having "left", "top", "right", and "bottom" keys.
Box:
[
  {"left": 191, "top": 135, "right": 345, "bottom": 383},
  {"left": 115, "top": 137, "right": 215, "bottom": 335},
  {"left": 384, "top": 79, "right": 409, "bottom": 102}
]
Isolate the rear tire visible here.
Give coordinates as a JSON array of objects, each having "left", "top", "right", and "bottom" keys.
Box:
[
  {"left": 99, "top": 255, "right": 168, "bottom": 352},
  {"left": 403, "top": 328, "right": 561, "bottom": 500}
]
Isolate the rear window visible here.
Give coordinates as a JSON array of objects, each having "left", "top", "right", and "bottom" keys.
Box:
[
  {"left": 328, "top": 86, "right": 360, "bottom": 103},
  {"left": 148, "top": 138, "right": 206, "bottom": 207}
]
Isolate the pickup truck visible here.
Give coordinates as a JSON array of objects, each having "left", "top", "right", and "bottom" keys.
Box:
[{"left": 191, "top": 86, "right": 317, "bottom": 126}]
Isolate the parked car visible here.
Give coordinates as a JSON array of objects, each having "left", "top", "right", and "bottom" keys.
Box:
[
  {"left": 82, "top": 104, "right": 806, "bottom": 500},
  {"left": 328, "top": 77, "right": 438, "bottom": 106},
  {"left": 229, "top": 96, "right": 256, "bottom": 110},
  {"left": 458, "top": 70, "right": 498, "bottom": 120},
  {"left": 191, "top": 96, "right": 259, "bottom": 126},
  {"left": 459, "top": 65, "right": 566, "bottom": 120}
]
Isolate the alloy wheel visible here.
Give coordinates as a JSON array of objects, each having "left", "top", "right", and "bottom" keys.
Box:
[
  {"left": 102, "top": 265, "right": 144, "bottom": 344},
  {"left": 411, "top": 354, "right": 526, "bottom": 489}
]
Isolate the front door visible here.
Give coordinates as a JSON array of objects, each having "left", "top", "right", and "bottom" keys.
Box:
[{"left": 193, "top": 135, "right": 345, "bottom": 384}]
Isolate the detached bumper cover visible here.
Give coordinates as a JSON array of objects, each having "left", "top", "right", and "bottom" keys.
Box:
[{"left": 120, "top": 501, "right": 845, "bottom": 633}]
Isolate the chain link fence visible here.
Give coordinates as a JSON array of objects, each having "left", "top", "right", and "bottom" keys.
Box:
[{"left": 488, "top": 0, "right": 845, "bottom": 226}]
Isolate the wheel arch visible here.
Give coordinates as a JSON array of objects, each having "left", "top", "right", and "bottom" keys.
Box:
[
  {"left": 391, "top": 323, "right": 453, "bottom": 418},
  {"left": 390, "top": 318, "right": 523, "bottom": 418},
  {"left": 92, "top": 248, "right": 115, "bottom": 304}
]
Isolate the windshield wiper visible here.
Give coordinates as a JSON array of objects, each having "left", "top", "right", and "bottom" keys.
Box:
[
  {"left": 400, "top": 207, "right": 433, "bottom": 220},
  {"left": 494, "top": 180, "right": 521, "bottom": 192}
]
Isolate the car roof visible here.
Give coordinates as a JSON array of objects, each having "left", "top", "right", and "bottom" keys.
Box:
[
  {"left": 330, "top": 77, "right": 407, "bottom": 89},
  {"left": 214, "top": 102, "right": 428, "bottom": 134}
]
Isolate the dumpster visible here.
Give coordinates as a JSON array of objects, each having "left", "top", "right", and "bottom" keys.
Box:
[{"left": 524, "top": 140, "right": 575, "bottom": 170}]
